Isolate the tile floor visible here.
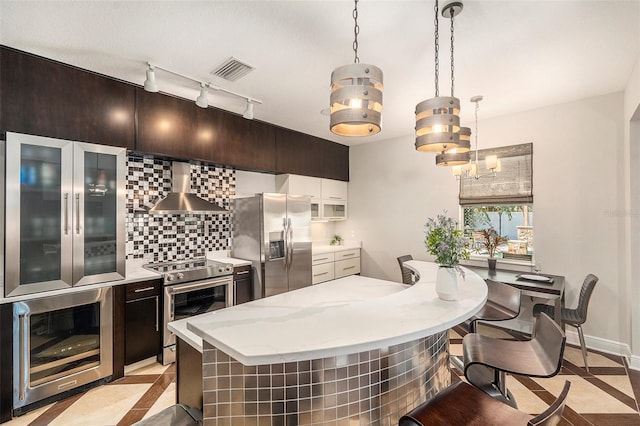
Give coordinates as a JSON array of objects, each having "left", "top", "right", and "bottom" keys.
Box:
[{"left": 4, "top": 326, "right": 640, "bottom": 425}]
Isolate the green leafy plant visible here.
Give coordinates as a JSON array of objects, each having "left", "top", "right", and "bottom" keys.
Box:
[
  {"left": 424, "top": 213, "right": 470, "bottom": 267},
  {"left": 330, "top": 234, "right": 343, "bottom": 246},
  {"left": 477, "top": 228, "right": 508, "bottom": 258}
]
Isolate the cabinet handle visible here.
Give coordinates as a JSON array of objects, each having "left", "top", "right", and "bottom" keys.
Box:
[
  {"left": 134, "top": 286, "right": 155, "bottom": 293},
  {"left": 64, "top": 193, "right": 69, "bottom": 235},
  {"left": 18, "top": 313, "right": 28, "bottom": 401},
  {"left": 340, "top": 253, "right": 355, "bottom": 257},
  {"left": 342, "top": 266, "right": 356, "bottom": 271},
  {"left": 315, "top": 257, "right": 329, "bottom": 261},
  {"left": 329, "top": 196, "right": 342, "bottom": 200},
  {"left": 235, "top": 270, "right": 250, "bottom": 276},
  {"left": 154, "top": 295, "right": 159, "bottom": 332},
  {"left": 313, "top": 272, "right": 329, "bottom": 277},
  {"left": 75, "top": 193, "right": 80, "bottom": 235}
]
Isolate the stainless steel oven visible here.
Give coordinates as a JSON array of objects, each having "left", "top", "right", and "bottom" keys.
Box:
[
  {"left": 12, "top": 287, "right": 112, "bottom": 414},
  {"left": 144, "top": 258, "right": 234, "bottom": 365},
  {"left": 163, "top": 276, "right": 232, "bottom": 364}
]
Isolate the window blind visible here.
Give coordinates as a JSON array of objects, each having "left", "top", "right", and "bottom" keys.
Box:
[{"left": 459, "top": 143, "right": 533, "bottom": 206}]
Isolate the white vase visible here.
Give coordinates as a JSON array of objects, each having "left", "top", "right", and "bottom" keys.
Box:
[{"left": 436, "top": 266, "right": 459, "bottom": 301}]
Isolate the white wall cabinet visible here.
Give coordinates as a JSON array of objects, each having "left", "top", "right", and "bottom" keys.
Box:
[
  {"left": 275, "top": 174, "right": 321, "bottom": 199},
  {"left": 277, "top": 174, "right": 348, "bottom": 221},
  {"left": 321, "top": 179, "right": 347, "bottom": 201},
  {"left": 312, "top": 248, "right": 360, "bottom": 284}
]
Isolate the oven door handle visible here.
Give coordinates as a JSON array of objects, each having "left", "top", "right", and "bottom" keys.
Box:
[
  {"left": 166, "top": 279, "right": 230, "bottom": 295},
  {"left": 18, "top": 313, "right": 28, "bottom": 401}
]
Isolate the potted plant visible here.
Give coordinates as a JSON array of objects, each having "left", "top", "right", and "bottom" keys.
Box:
[
  {"left": 424, "top": 213, "right": 470, "bottom": 300},
  {"left": 477, "top": 228, "right": 508, "bottom": 270},
  {"left": 330, "top": 234, "right": 343, "bottom": 246}
]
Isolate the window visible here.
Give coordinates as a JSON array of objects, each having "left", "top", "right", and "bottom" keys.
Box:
[
  {"left": 459, "top": 143, "right": 534, "bottom": 261},
  {"left": 463, "top": 205, "right": 534, "bottom": 261}
]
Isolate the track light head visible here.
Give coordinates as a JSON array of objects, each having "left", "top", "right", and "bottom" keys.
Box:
[
  {"left": 196, "top": 84, "right": 208, "bottom": 108},
  {"left": 144, "top": 66, "right": 158, "bottom": 92},
  {"left": 243, "top": 100, "right": 254, "bottom": 120}
]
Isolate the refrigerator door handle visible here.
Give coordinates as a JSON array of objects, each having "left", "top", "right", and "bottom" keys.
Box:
[
  {"left": 287, "top": 218, "right": 293, "bottom": 270},
  {"left": 283, "top": 217, "right": 289, "bottom": 269}
]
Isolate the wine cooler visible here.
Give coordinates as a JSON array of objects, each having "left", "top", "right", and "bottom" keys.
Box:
[{"left": 12, "top": 288, "right": 113, "bottom": 414}]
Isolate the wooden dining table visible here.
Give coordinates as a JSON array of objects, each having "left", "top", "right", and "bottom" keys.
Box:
[{"left": 465, "top": 265, "right": 566, "bottom": 324}]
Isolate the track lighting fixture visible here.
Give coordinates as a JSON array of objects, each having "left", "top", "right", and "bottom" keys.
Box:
[
  {"left": 196, "top": 84, "right": 209, "bottom": 108},
  {"left": 143, "top": 61, "right": 262, "bottom": 119},
  {"left": 243, "top": 100, "right": 254, "bottom": 120},
  {"left": 143, "top": 65, "right": 158, "bottom": 93}
]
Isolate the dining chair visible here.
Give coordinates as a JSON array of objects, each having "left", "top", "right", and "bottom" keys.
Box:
[
  {"left": 463, "top": 312, "right": 566, "bottom": 408},
  {"left": 398, "top": 379, "right": 571, "bottom": 426},
  {"left": 397, "top": 255, "right": 417, "bottom": 285},
  {"left": 533, "top": 273, "right": 598, "bottom": 372}
]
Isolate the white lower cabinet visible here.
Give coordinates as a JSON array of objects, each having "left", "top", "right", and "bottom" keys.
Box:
[
  {"left": 335, "top": 257, "right": 361, "bottom": 278},
  {"left": 312, "top": 248, "right": 360, "bottom": 284},
  {"left": 312, "top": 262, "right": 335, "bottom": 284}
]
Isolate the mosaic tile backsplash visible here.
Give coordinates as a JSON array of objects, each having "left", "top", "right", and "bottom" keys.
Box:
[{"left": 125, "top": 154, "right": 235, "bottom": 262}]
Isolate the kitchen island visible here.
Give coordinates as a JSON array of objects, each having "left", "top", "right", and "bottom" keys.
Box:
[{"left": 171, "top": 262, "right": 487, "bottom": 425}]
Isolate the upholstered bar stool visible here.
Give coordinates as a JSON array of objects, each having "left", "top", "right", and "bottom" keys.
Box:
[
  {"left": 533, "top": 273, "right": 598, "bottom": 372},
  {"left": 463, "top": 313, "right": 566, "bottom": 408},
  {"left": 397, "top": 255, "right": 419, "bottom": 285},
  {"left": 399, "top": 380, "right": 571, "bottom": 426}
]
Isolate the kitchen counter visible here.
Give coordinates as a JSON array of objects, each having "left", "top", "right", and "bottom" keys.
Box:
[
  {"left": 177, "top": 263, "right": 486, "bottom": 424},
  {"left": 312, "top": 241, "right": 361, "bottom": 255},
  {"left": 184, "top": 262, "right": 487, "bottom": 365},
  {"left": 0, "top": 255, "right": 251, "bottom": 304}
]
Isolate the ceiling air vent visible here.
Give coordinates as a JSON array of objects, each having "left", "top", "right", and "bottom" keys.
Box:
[{"left": 211, "top": 57, "right": 255, "bottom": 82}]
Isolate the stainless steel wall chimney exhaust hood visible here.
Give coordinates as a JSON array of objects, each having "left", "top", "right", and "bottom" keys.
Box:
[{"left": 148, "top": 162, "right": 229, "bottom": 215}]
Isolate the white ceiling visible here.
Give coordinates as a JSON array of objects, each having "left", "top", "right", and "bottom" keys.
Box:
[{"left": 1, "top": 1, "right": 638, "bottom": 147}]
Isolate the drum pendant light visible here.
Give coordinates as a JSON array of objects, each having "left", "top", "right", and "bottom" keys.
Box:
[
  {"left": 416, "top": 1, "right": 466, "bottom": 159},
  {"left": 330, "top": 0, "right": 383, "bottom": 137}
]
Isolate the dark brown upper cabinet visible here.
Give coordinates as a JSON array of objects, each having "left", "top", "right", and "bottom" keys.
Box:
[
  {"left": 0, "top": 46, "right": 135, "bottom": 149},
  {"left": 136, "top": 88, "right": 276, "bottom": 172},
  {"left": 1, "top": 46, "right": 348, "bottom": 180},
  {"left": 275, "top": 127, "right": 349, "bottom": 181}
]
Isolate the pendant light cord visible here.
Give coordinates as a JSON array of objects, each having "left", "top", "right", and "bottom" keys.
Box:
[
  {"left": 353, "top": 0, "right": 360, "bottom": 64},
  {"left": 450, "top": 11, "right": 455, "bottom": 97},
  {"left": 474, "top": 98, "right": 480, "bottom": 164},
  {"left": 434, "top": 0, "right": 440, "bottom": 97}
]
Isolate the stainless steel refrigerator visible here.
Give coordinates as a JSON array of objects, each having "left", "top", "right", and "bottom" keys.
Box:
[{"left": 232, "top": 193, "right": 312, "bottom": 298}]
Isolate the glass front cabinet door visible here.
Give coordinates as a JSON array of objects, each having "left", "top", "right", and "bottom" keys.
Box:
[{"left": 5, "top": 132, "right": 126, "bottom": 297}]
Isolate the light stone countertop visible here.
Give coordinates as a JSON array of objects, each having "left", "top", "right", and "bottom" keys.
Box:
[
  {"left": 0, "top": 258, "right": 161, "bottom": 304},
  {"left": 312, "top": 241, "right": 361, "bottom": 255},
  {"left": 0, "top": 255, "right": 251, "bottom": 304},
  {"left": 180, "top": 262, "right": 487, "bottom": 365}
]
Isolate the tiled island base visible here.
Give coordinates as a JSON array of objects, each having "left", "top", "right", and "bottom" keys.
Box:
[{"left": 202, "top": 332, "right": 449, "bottom": 426}]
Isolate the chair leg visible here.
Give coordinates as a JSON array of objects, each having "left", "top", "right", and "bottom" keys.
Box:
[{"left": 577, "top": 325, "right": 589, "bottom": 372}]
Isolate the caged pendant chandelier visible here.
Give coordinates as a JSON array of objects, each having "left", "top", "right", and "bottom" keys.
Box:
[
  {"left": 452, "top": 95, "right": 501, "bottom": 179},
  {"left": 415, "top": 1, "right": 470, "bottom": 166},
  {"left": 330, "top": 0, "right": 384, "bottom": 137}
]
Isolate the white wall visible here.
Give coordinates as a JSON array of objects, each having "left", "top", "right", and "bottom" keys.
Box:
[
  {"left": 343, "top": 92, "right": 627, "bottom": 350},
  {"left": 336, "top": 135, "right": 461, "bottom": 282},
  {"left": 623, "top": 53, "right": 640, "bottom": 368}
]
